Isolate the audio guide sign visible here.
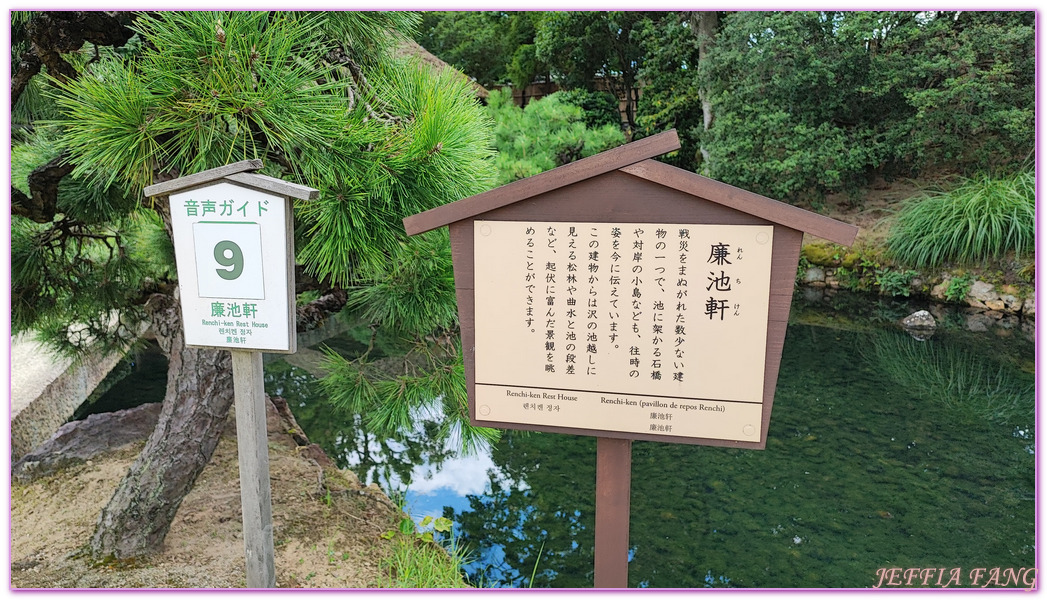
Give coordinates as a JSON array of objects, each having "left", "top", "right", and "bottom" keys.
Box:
[{"left": 145, "top": 160, "right": 318, "bottom": 353}]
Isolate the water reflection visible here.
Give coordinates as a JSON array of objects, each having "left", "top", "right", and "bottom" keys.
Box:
[
  {"left": 88, "top": 292, "right": 1035, "bottom": 588},
  {"left": 270, "top": 292, "right": 1034, "bottom": 589}
]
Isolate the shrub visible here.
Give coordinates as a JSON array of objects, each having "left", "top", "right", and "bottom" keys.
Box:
[
  {"left": 944, "top": 273, "right": 972, "bottom": 303},
  {"left": 886, "top": 171, "right": 1035, "bottom": 268},
  {"left": 550, "top": 89, "right": 621, "bottom": 129},
  {"left": 875, "top": 269, "right": 918, "bottom": 297},
  {"left": 486, "top": 88, "right": 625, "bottom": 186}
]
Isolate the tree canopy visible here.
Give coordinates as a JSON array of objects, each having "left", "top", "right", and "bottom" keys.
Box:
[
  {"left": 695, "top": 10, "right": 1034, "bottom": 201},
  {"left": 416, "top": 11, "right": 543, "bottom": 90},
  {"left": 417, "top": 10, "right": 1035, "bottom": 202}
]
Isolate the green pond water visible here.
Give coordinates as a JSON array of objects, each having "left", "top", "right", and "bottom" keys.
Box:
[{"left": 88, "top": 291, "right": 1037, "bottom": 588}]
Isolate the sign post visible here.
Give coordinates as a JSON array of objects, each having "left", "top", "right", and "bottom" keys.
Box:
[
  {"left": 230, "top": 349, "right": 275, "bottom": 587},
  {"left": 404, "top": 130, "right": 859, "bottom": 588},
  {"left": 144, "top": 162, "right": 317, "bottom": 588},
  {"left": 594, "top": 437, "right": 632, "bottom": 588}
]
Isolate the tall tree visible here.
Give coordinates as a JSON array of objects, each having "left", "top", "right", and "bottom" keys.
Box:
[
  {"left": 634, "top": 12, "right": 705, "bottom": 171},
  {"left": 484, "top": 88, "right": 625, "bottom": 186},
  {"left": 416, "top": 11, "right": 542, "bottom": 89},
  {"left": 691, "top": 11, "right": 720, "bottom": 172},
  {"left": 534, "top": 11, "right": 657, "bottom": 135},
  {"left": 12, "top": 10, "right": 496, "bottom": 559}
]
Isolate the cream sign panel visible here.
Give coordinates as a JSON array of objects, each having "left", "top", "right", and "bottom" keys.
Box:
[
  {"left": 473, "top": 220, "right": 773, "bottom": 442},
  {"left": 170, "top": 182, "right": 292, "bottom": 352}
]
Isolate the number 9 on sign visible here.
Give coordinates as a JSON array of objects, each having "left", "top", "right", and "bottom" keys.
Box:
[
  {"left": 193, "top": 222, "right": 265, "bottom": 299},
  {"left": 214, "top": 240, "right": 245, "bottom": 280}
]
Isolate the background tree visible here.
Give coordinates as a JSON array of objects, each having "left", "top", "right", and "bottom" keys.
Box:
[
  {"left": 633, "top": 12, "right": 706, "bottom": 171},
  {"left": 415, "top": 10, "right": 1033, "bottom": 199},
  {"left": 484, "top": 88, "right": 625, "bottom": 186},
  {"left": 416, "top": 11, "right": 542, "bottom": 90},
  {"left": 696, "top": 11, "right": 1034, "bottom": 202},
  {"left": 416, "top": 11, "right": 655, "bottom": 128},
  {"left": 12, "top": 10, "right": 496, "bottom": 559},
  {"left": 533, "top": 11, "right": 657, "bottom": 135}
]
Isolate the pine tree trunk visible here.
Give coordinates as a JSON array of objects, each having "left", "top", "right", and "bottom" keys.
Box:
[{"left": 89, "top": 292, "right": 234, "bottom": 559}]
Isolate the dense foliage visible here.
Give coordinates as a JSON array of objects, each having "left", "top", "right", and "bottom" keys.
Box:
[
  {"left": 418, "top": 11, "right": 1035, "bottom": 202},
  {"left": 485, "top": 88, "right": 625, "bottom": 186},
  {"left": 13, "top": 10, "right": 498, "bottom": 442},
  {"left": 552, "top": 88, "right": 621, "bottom": 129},
  {"left": 533, "top": 11, "right": 656, "bottom": 132},
  {"left": 696, "top": 11, "right": 1034, "bottom": 201},
  {"left": 416, "top": 11, "right": 543, "bottom": 90},
  {"left": 633, "top": 13, "right": 705, "bottom": 170}
]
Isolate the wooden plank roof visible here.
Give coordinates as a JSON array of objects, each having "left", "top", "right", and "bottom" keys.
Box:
[
  {"left": 619, "top": 160, "right": 857, "bottom": 246},
  {"left": 403, "top": 130, "right": 681, "bottom": 235},
  {"left": 403, "top": 129, "right": 857, "bottom": 246},
  {"left": 143, "top": 160, "right": 318, "bottom": 200}
]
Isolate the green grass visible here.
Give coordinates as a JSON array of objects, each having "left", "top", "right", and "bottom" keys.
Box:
[
  {"left": 376, "top": 510, "right": 472, "bottom": 588},
  {"left": 377, "top": 535, "right": 472, "bottom": 588},
  {"left": 886, "top": 171, "right": 1034, "bottom": 268}
]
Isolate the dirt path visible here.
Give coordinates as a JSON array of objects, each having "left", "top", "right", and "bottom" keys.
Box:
[{"left": 10, "top": 409, "right": 404, "bottom": 589}]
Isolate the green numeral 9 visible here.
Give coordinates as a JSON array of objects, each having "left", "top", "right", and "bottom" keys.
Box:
[{"left": 214, "top": 240, "right": 244, "bottom": 280}]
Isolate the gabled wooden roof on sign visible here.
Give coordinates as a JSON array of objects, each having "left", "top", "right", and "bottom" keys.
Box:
[
  {"left": 143, "top": 159, "right": 319, "bottom": 200},
  {"left": 403, "top": 129, "right": 858, "bottom": 247}
]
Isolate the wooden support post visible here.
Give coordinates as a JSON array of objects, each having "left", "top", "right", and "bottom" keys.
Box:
[
  {"left": 230, "top": 350, "right": 276, "bottom": 588},
  {"left": 594, "top": 437, "right": 632, "bottom": 588}
]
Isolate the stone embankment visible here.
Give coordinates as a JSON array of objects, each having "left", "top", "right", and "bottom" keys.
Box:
[
  {"left": 799, "top": 263, "right": 1034, "bottom": 342},
  {"left": 10, "top": 335, "right": 128, "bottom": 461}
]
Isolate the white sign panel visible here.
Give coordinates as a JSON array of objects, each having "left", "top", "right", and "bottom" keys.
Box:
[
  {"left": 169, "top": 181, "right": 295, "bottom": 352},
  {"left": 473, "top": 220, "right": 773, "bottom": 442}
]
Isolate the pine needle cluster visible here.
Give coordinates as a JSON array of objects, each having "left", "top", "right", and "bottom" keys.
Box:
[{"left": 16, "top": 11, "right": 498, "bottom": 448}]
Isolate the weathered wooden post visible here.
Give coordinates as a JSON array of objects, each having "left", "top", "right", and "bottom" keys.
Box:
[
  {"left": 404, "top": 129, "right": 858, "bottom": 588},
  {"left": 145, "top": 162, "right": 317, "bottom": 588}
]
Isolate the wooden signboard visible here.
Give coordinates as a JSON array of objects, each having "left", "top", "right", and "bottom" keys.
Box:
[
  {"left": 473, "top": 220, "right": 773, "bottom": 444},
  {"left": 406, "top": 131, "right": 857, "bottom": 588},
  {"left": 144, "top": 162, "right": 317, "bottom": 588},
  {"left": 145, "top": 160, "right": 317, "bottom": 353},
  {"left": 404, "top": 130, "right": 857, "bottom": 450}
]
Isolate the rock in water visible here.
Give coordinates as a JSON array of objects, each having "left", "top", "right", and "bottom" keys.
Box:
[{"left": 901, "top": 310, "right": 936, "bottom": 340}]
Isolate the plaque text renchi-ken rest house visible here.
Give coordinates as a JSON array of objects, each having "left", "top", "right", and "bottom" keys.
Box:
[{"left": 475, "top": 220, "right": 773, "bottom": 443}]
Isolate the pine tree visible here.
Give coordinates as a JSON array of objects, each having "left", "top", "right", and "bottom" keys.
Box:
[{"left": 12, "top": 10, "right": 497, "bottom": 559}]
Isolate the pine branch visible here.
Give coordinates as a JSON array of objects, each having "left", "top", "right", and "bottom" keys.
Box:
[
  {"left": 11, "top": 152, "right": 74, "bottom": 223},
  {"left": 10, "top": 49, "right": 42, "bottom": 111},
  {"left": 296, "top": 288, "right": 349, "bottom": 332},
  {"left": 12, "top": 11, "right": 138, "bottom": 108},
  {"left": 324, "top": 46, "right": 400, "bottom": 125}
]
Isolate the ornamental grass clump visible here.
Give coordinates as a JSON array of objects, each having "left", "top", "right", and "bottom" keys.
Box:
[{"left": 886, "top": 171, "right": 1034, "bottom": 268}]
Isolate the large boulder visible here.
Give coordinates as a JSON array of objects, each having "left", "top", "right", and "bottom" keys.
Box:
[{"left": 12, "top": 402, "right": 163, "bottom": 483}]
